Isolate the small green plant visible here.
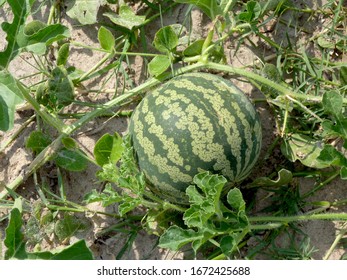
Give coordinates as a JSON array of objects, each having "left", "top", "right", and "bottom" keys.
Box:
[{"left": 2, "top": 199, "right": 93, "bottom": 260}]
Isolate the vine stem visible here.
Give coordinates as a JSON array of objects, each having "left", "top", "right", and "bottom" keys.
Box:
[
  {"left": 46, "top": 1, "right": 56, "bottom": 25},
  {"left": 77, "top": 52, "right": 115, "bottom": 83},
  {"left": 323, "top": 222, "right": 347, "bottom": 260},
  {"left": 248, "top": 213, "right": 347, "bottom": 223},
  {"left": 302, "top": 171, "right": 340, "bottom": 199},
  {"left": 204, "top": 62, "right": 347, "bottom": 104}
]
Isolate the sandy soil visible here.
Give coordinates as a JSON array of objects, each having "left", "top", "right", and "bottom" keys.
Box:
[{"left": 1, "top": 0, "right": 346, "bottom": 259}]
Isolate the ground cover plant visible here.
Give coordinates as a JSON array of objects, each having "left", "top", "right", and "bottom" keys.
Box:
[{"left": 0, "top": 0, "right": 347, "bottom": 260}]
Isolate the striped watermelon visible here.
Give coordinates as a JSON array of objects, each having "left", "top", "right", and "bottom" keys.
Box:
[{"left": 129, "top": 72, "right": 262, "bottom": 203}]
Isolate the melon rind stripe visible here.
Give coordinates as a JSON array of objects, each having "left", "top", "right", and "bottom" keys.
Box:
[
  {"left": 129, "top": 72, "right": 262, "bottom": 202},
  {"left": 168, "top": 75, "right": 241, "bottom": 180},
  {"left": 132, "top": 98, "right": 193, "bottom": 190}
]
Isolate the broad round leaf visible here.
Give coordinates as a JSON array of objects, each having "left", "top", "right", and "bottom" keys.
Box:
[
  {"left": 98, "top": 26, "right": 115, "bottom": 51},
  {"left": 153, "top": 26, "right": 178, "bottom": 53},
  {"left": 57, "top": 43, "right": 70, "bottom": 66},
  {"left": 94, "top": 132, "right": 124, "bottom": 166},
  {"left": 55, "top": 148, "right": 88, "bottom": 172},
  {"left": 148, "top": 55, "right": 171, "bottom": 76},
  {"left": 25, "top": 131, "right": 52, "bottom": 154}
]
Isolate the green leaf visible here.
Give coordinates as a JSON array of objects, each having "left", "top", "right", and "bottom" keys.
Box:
[
  {"left": 220, "top": 230, "right": 250, "bottom": 257},
  {"left": 100, "top": 183, "right": 123, "bottom": 207},
  {"left": 341, "top": 166, "right": 347, "bottom": 180},
  {"left": 37, "top": 66, "right": 74, "bottom": 110},
  {"left": 183, "top": 172, "right": 227, "bottom": 229},
  {"left": 339, "top": 66, "right": 347, "bottom": 86},
  {"left": 28, "top": 240, "right": 93, "bottom": 260},
  {"left": 174, "top": 0, "right": 222, "bottom": 19},
  {"left": 84, "top": 183, "right": 140, "bottom": 216},
  {"left": 98, "top": 26, "right": 115, "bottom": 51},
  {"left": 118, "top": 196, "right": 142, "bottom": 217},
  {"left": 153, "top": 26, "right": 179, "bottom": 53},
  {"left": 4, "top": 206, "right": 93, "bottom": 260},
  {"left": 226, "top": 189, "right": 248, "bottom": 229},
  {"left": 0, "top": 0, "right": 31, "bottom": 68},
  {"left": 322, "top": 119, "right": 347, "bottom": 139},
  {"left": 96, "top": 162, "right": 120, "bottom": 183},
  {"left": 317, "top": 36, "right": 336, "bottom": 49},
  {"left": 118, "top": 173, "right": 146, "bottom": 196},
  {"left": 92, "top": 135, "right": 146, "bottom": 213},
  {"left": 238, "top": 1, "right": 262, "bottom": 22},
  {"left": 0, "top": 84, "right": 19, "bottom": 131},
  {"left": 281, "top": 134, "right": 330, "bottom": 169},
  {"left": 84, "top": 189, "right": 105, "bottom": 204},
  {"left": 17, "top": 21, "right": 70, "bottom": 55},
  {"left": 40, "top": 211, "right": 53, "bottom": 227},
  {"left": 119, "top": 134, "right": 142, "bottom": 175},
  {"left": 0, "top": 71, "right": 24, "bottom": 131},
  {"left": 84, "top": 184, "right": 122, "bottom": 207},
  {"left": 94, "top": 132, "right": 124, "bottom": 166},
  {"left": 321, "top": 91, "right": 347, "bottom": 139},
  {"left": 54, "top": 214, "right": 89, "bottom": 242},
  {"left": 4, "top": 208, "right": 27, "bottom": 260},
  {"left": 227, "top": 188, "right": 246, "bottom": 212},
  {"left": 148, "top": 55, "right": 171, "bottom": 76},
  {"left": 322, "top": 91, "right": 343, "bottom": 116},
  {"left": 104, "top": 4, "right": 146, "bottom": 31},
  {"left": 250, "top": 168, "right": 293, "bottom": 187},
  {"left": 220, "top": 234, "right": 237, "bottom": 256},
  {"left": 191, "top": 227, "right": 216, "bottom": 254},
  {"left": 49, "top": 66, "right": 74, "bottom": 105},
  {"left": 55, "top": 148, "right": 88, "bottom": 171},
  {"left": 23, "top": 19, "right": 47, "bottom": 35},
  {"left": 61, "top": 137, "right": 78, "bottom": 150},
  {"left": 317, "top": 145, "right": 347, "bottom": 167},
  {"left": 158, "top": 225, "right": 202, "bottom": 251},
  {"left": 25, "top": 131, "right": 52, "bottom": 154},
  {"left": 51, "top": 240, "right": 93, "bottom": 260},
  {"left": 66, "top": 0, "right": 106, "bottom": 25},
  {"left": 183, "top": 39, "right": 204, "bottom": 57},
  {"left": 0, "top": 71, "right": 24, "bottom": 101},
  {"left": 57, "top": 43, "right": 70, "bottom": 66},
  {"left": 145, "top": 210, "right": 179, "bottom": 236}
]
